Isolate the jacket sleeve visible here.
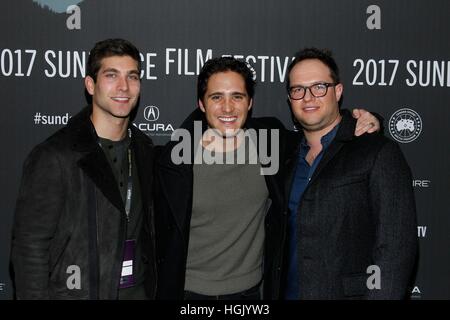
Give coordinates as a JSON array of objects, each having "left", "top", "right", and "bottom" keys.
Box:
[
  {"left": 367, "top": 141, "right": 418, "bottom": 299},
  {"left": 11, "top": 143, "right": 65, "bottom": 299}
]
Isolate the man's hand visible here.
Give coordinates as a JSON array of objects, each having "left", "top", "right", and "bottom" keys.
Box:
[{"left": 352, "top": 108, "right": 380, "bottom": 136}]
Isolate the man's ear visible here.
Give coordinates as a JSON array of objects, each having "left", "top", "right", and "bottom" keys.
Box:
[
  {"left": 248, "top": 98, "right": 253, "bottom": 111},
  {"left": 85, "top": 76, "right": 95, "bottom": 96},
  {"left": 198, "top": 99, "right": 206, "bottom": 113},
  {"left": 335, "top": 83, "right": 343, "bottom": 102}
]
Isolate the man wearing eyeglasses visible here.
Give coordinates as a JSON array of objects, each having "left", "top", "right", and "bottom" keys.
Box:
[{"left": 283, "top": 48, "right": 417, "bottom": 299}]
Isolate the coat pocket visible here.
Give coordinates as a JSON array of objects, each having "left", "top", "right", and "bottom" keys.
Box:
[{"left": 329, "top": 174, "right": 367, "bottom": 188}]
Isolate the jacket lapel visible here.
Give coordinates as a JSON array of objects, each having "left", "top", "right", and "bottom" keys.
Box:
[
  {"left": 78, "top": 148, "right": 125, "bottom": 215},
  {"left": 158, "top": 157, "right": 193, "bottom": 238},
  {"left": 68, "top": 106, "right": 125, "bottom": 215},
  {"left": 309, "top": 110, "right": 356, "bottom": 186},
  {"left": 308, "top": 139, "right": 344, "bottom": 186},
  {"left": 157, "top": 109, "right": 202, "bottom": 238}
]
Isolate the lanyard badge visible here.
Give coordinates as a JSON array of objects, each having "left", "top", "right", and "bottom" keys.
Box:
[{"left": 119, "top": 239, "right": 136, "bottom": 288}]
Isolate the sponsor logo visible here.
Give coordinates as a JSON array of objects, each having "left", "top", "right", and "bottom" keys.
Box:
[
  {"left": 136, "top": 104, "right": 173, "bottom": 136},
  {"left": 411, "top": 286, "right": 421, "bottom": 299},
  {"left": 417, "top": 226, "right": 427, "bottom": 238},
  {"left": 143, "top": 106, "right": 160, "bottom": 121},
  {"left": 389, "top": 108, "right": 422, "bottom": 143},
  {"left": 413, "top": 179, "right": 431, "bottom": 188}
]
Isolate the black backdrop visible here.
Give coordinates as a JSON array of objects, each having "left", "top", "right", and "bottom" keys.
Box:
[{"left": 1, "top": 0, "right": 449, "bottom": 299}]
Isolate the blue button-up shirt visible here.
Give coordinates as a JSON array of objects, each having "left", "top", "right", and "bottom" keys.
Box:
[{"left": 284, "top": 124, "right": 339, "bottom": 300}]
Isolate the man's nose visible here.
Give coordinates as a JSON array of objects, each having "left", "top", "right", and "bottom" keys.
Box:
[
  {"left": 303, "top": 88, "right": 314, "bottom": 101},
  {"left": 117, "top": 76, "right": 129, "bottom": 91},
  {"left": 222, "top": 97, "right": 234, "bottom": 112}
]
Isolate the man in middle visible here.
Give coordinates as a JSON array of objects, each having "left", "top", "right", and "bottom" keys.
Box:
[{"left": 155, "top": 57, "right": 378, "bottom": 300}]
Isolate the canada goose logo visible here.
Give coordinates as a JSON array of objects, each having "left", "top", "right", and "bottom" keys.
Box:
[{"left": 389, "top": 108, "right": 422, "bottom": 143}]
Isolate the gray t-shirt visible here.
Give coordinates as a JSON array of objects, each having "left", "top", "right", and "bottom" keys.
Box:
[{"left": 185, "top": 139, "right": 270, "bottom": 295}]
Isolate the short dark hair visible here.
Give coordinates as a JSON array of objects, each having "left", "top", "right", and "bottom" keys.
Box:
[
  {"left": 286, "top": 47, "right": 340, "bottom": 91},
  {"left": 197, "top": 57, "right": 256, "bottom": 101},
  {"left": 86, "top": 38, "right": 141, "bottom": 82}
]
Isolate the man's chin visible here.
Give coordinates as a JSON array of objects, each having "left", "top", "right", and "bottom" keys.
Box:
[
  {"left": 297, "top": 120, "right": 322, "bottom": 132},
  {"left": 113, "top": 114, "right": 130, "bottom": 119},
  {"left": 112, "top": 109, "right": 133, "bottom": 119},
  {"left": 221, "top": 128, "right": 244, "bottom": 138},
  {"left": 299, "top": 115, "right": 341, "bottom": 133}
]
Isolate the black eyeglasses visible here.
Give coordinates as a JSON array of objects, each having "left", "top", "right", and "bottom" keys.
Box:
[{"left": 288, "top": 82, "right": 337, "bottom": 100}]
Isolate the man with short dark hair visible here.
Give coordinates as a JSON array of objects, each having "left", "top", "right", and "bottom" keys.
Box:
[
  {"left": 283, "top": 48, "right": 417, "bottom": 299},
  {"left": 11, "top": 38, "right": 157, "bottom": 299}
]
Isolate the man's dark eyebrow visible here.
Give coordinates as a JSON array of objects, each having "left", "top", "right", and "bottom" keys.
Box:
[
  {"left": 207, "top": 92, "right": 224, "bottom": 97},
  {"left": 101, "top": 68, "right": 140, "bottom": 75},
  {"left": 206, "top": 91, "right": 248, "bottom": 98},
  {"left": 101, "top": 68, "right": 119, "bottom": 73}
]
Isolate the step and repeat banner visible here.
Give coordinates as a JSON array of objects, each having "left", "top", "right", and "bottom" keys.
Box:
[{"left": 1, "top": 0, "right": 449, "bottom": 299}]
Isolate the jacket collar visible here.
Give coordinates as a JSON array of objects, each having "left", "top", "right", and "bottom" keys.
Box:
[
  {"left": 66, "top": 105, "right": 99, "bottom": 153},
  {"left": 68, "top": 106, "right": 140, "bottom": 215}
]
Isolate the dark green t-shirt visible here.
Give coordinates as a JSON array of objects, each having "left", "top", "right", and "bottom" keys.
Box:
[{"left": 99, "top": 135, "right": 148, "bottom": 299}]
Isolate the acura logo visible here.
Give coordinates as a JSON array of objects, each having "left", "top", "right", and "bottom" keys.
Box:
[{"left": 143, "top": 106, "right": 160, "bottom": 121}]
